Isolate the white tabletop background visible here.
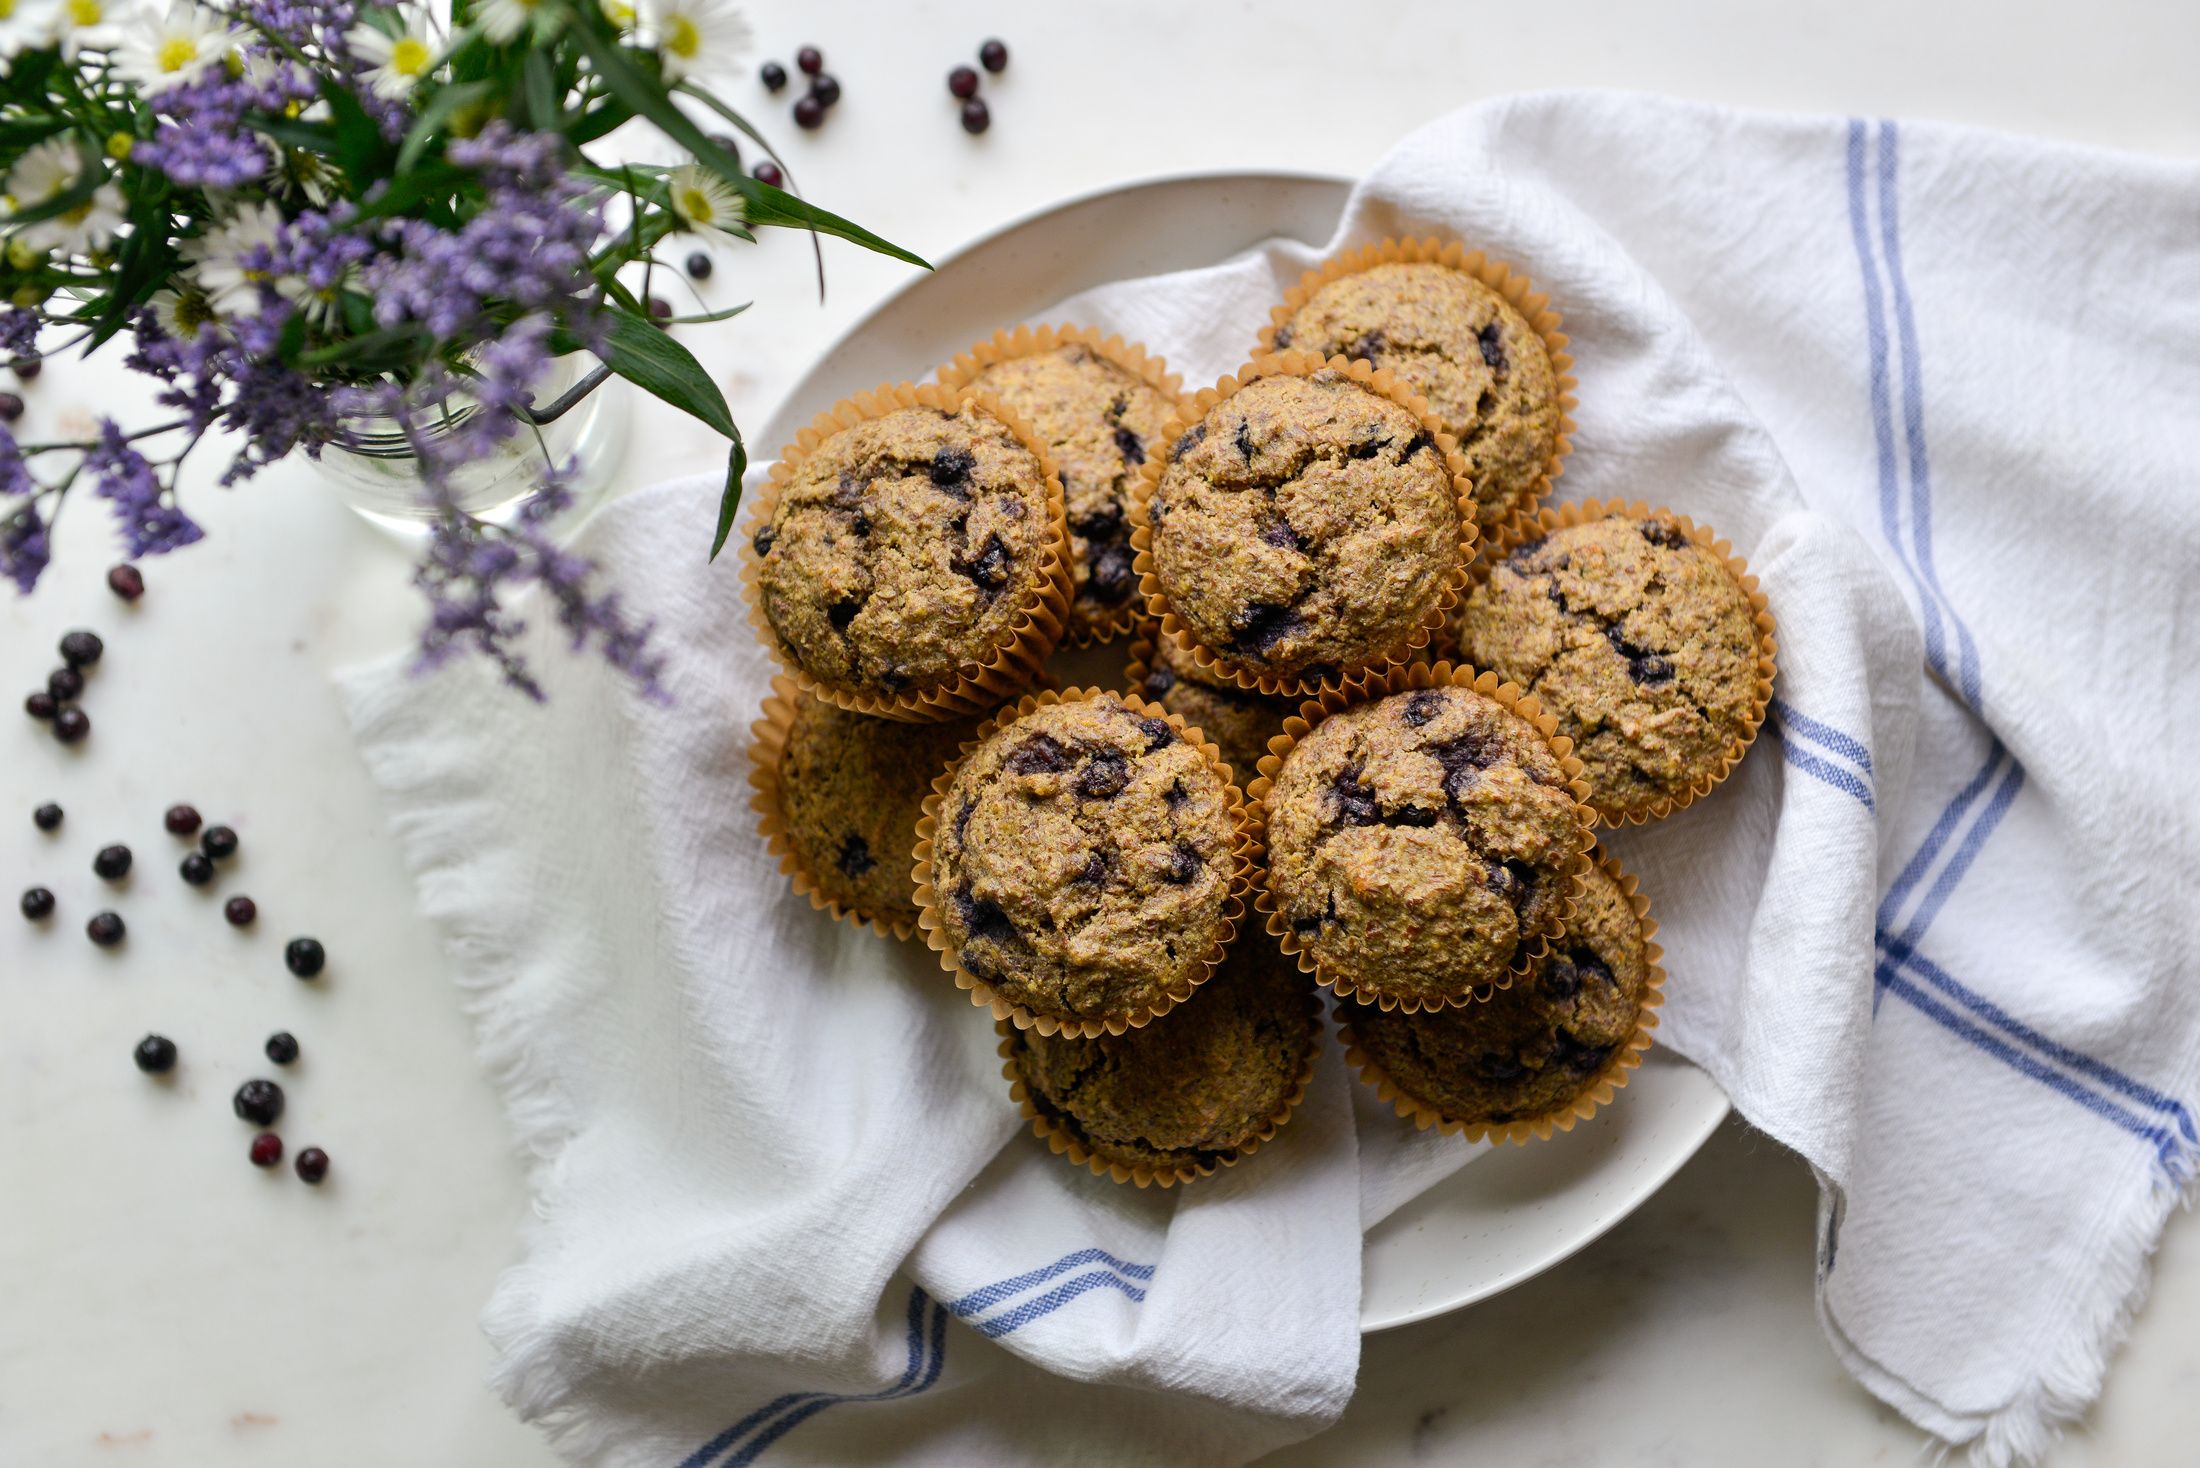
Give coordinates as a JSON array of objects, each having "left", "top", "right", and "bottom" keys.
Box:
[{"left": 4, "top": 3, "right": 2196, "bottom": 1464}]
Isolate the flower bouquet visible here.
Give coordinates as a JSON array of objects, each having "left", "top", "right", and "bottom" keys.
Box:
[{"left": 0, "top": 0, "right": 921, "bottom": 696}]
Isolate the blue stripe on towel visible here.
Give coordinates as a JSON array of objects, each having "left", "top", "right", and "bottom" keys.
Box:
[
  {"left": 1770, "top": 698, "right": 1875, "bottom": 774},
  {"left": 1769, "top": 722, "right": 1875, "bottom": 810},
  {"left": 689, "top": 1245, "right": 1157, "bottom": 1464}
]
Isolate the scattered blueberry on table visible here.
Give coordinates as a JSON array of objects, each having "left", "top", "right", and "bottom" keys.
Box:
[
  {"left": 93, "top": 844, "right": 132, "bottom": 881},
  {"left": 224, "top": 895, "right": 257, "bottom": 927},
  {"left": 795, "top": 45, "right": 822, "bottom": 75},
  {"left": 285, "top": 937, "right": 327, "bottom": 979},
  {"left": 20, "top": 887, "right": 54, "bottom": 921},
  {"left": 948, "top": 65, "right": 979, "bottom": 100},
  {"left": 85, "top": 911, "right": 124, "bottom": 946},
  {"left": 233, "top": 1079, "right": 284, "bottom": 1126},
  {"left": 33, "top": 802, "right": 63, "bottom": 832},
  {"left": 961, "top": 98, "right": 990, "bottom": 135},
  {"left": 106, "top": 564, "right": 144, "bottom": 601},
  {"left": 58, "top": 630, "right": 103, "bottom": 667},
  {"left": 11, "top": 355, "right": 39, "bottom": 380},
  {"left": 179, "top": 852, "right": 214, "bottom": 886},
  {"left": 294, "top": 1147, "right": 330, "bottom": 1185},
  {"left": 793, "top": 94, "right": 825, "bottom": 130},
  {"left": 249, "top": 1132, "right": 284, "bottom": 1168},
  {"left": 809, "top": 74, "right": 841, "bottom": 109},
  {"left": 134, "top": 1035, "right": 177, "bottom": 1074},
  {"left": 707, "top": 132, "right": 741, "bottom": 168},
  {"left": 24, "top": 690, "right": 55, "bottom": 720},
  {"left": 200, "top": 824, "right": 238, "bottom": 860},
  {"left": 0, "top": 391, "right": 21, "bottom": 423},
  {"left": 979, "top": 38, "right": 1009, "bottom": 73},
  {"left": 47, "top": 665, "right": 83, "bottom": 701},
  {"left": 265, "top": 1032, "right": 300, "bottom": 1066},
  {"left": 685, "top": 251, "right": 713, "bottom": 280},
  {"left": 753, "top": 160, "right": 784, "bottom": 188},
  {"left": 52, "top": 706, "right": 90, "bottom": 744},
  {"left": 759, "top": 59, "right": 786, "bottom": 92},
  {"left": 164, "top": 803, "right": 202, "bottom": 836}
]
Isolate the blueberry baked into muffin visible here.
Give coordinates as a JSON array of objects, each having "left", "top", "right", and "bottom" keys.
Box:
[
  {"left": 1002, "top": 933, "right": 1319, "bottom": 1183},
  {"left": 1141, "top": 364, "right": 1464, "bottom": 692},
  {"left": 1269, "top": 258, "right": 1562, "bottom": 540},
  {"left": 1454, "top": 508, "right": 1768, "bottom": 823},
  {"left": 753, "top": 398, "right": 1062, "bottom": 711},
  {"left": 924, "top": 692, "right": 1243, "bottom": 1033},
  {"left": 1258, "top": 681, "right": 1591, "bottom": 1009},
  {"left": 962, "top": 341, "right": 1178, "bottom": 645},
  {"left": 1125, "top": 623, "right": 1293, "bottom": 787},
  {"left": 1343, "top": 852, "right": 1652, "bottom": 1129}
]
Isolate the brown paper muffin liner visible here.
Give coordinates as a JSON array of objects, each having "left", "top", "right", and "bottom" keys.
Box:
[
  {"left": 1254, "top": 236, "right": 1577, "bottom": 552},
  {"left": 995, "top": 979, "right": 1325, "bottom": 1188},
  {"left": 936, "top": 324, "right": 1188, "bottom": 651},
  {"left": 1474, "top": 497, "right": 1778, "bottom": 826},
  {"left": 741, "top": 380, "right": 1075, "bottom": 724},
  {"left": 1129, "top": 349, "right": 1479, "bottom": 700},
  {"left": 1337, "top": 847, "right": 1665, "bottom": 1144},
  {"left": 1245, "top": 659, "right": 1597, "bottom": 1012},
  {"left": 911, "top": 686, "right": 1258, "bottom": 1038}
]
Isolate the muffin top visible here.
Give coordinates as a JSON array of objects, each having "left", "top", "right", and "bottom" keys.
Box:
[
  {"left": 933, "top": 693, "right": 1240, "bottom": 1028},
  {"left": 773, "top": 691, "right": 976, "bottom": 930},
  {"left": 1275, "top": 262, "right": 1560, "bottom": 538},
  {"left": 1146, "top": 370, "right": 1460, "bottom": 687},
  {"left": 969, "top": 344, "right": 1176, "bottom": 642},
  {"left": 1262, "top": 684, "right": 1587, "bottom": 1007},
  {"left": 1349, "top": 855, "right": 1648, "bottom": 1126},
  {"left": 1130, "top": 626, "right": 1293, "bottom": 789},
  {"left": 1005, "top": 934, "right": 1317, "bottom": 1175},
  {"left": 755, "top": 402, "right": 1056, "bottom": 702},
  {"left": 1454, "top": 511, "right": 1762, "bottom": 822}
]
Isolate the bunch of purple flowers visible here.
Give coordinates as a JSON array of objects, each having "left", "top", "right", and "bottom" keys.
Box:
[{"left": 0, "top": 0, "right": 919, "bottom": 698}]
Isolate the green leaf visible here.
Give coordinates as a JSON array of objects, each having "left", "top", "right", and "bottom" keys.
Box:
[
  {"left": 664, "top": 300, "right": 752, "bottom": 326},
  {"left": 521, "top": 47, "right": 561, "bottom": 132},
  {"left": 709, "top": 433, "right": 747, "bottom": 562},
  {"left": 595, "top": 307, "right": 735, "bottom": 439},
  {"left": 397, "top": 81, "right": 492, "bottom": 174},
  {"left": 566, "top": 25, "right": 929, "bottom": 269}
]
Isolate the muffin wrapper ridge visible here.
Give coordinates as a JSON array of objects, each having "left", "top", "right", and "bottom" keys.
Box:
[
  {"left": 1471, "top": 497, "right": 1778, "bottom": 826},
  {"left": 1337, "top": 847, "right": 1664, "bottom": 1145},
  {"left": 935, "top": 323, "right": 1190, "bottom": 649},
  {"left": 741, "top": 380, "right": 1074, "bottom": 724},
  {"left": 1245, "top": 660, "right": 1598, "bottom": 1012},
  {"left": 1256, "top": 235, "right": 1577, "bottom": 553},
  {"left": 996, "top": 980, "right": 1324, "bottom": 1188},
  {"left": 912, "top": 686, "right": 1258, "bottom": 1038},
  {"left": 1129, "top": 349, "right": 1479, "bottom": 699}
]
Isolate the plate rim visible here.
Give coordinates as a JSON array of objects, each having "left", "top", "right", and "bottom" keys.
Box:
[{"left": 757, "top": 167, "right": 1731, "bottom": 1335}]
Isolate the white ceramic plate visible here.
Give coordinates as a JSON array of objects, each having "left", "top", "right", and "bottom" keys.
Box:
[{"left": 757, "top": 171, "right": 1731, "bottom": 1335}]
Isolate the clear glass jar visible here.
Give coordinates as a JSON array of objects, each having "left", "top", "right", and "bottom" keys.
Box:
[{"left": 315, "top": 354, "right": 630, "bottom": 540}]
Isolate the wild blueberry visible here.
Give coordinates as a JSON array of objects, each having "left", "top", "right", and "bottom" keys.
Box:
[
  {"left": 86, "top": 910, "right": 124, "bottom": 945},
  {"left": 753, "top": 160, "right": 784, "bottom": 187},
  {"left": 249, "top": 1132, "right": 283, "bottom": 1168},
  {"left": 793, "top": 94, "right": 825, "bottom": 129},
  {"left": 285, "top": 937, "right": 326, "bottom": 978},
  {"left": 135, "top": 1034, "right": 177, "bottom": 1073},
  {"left": 93, "top": 844, "right": 132, "bottom": 880},
  {"left": 685, "top": 251, "right": 712, "bottom": 280},
  {"left": 948, "top": 65, "right": 978, "bottom": 99},
  {"left": 809, "top": 74, "right": 840, "bottom": 107},
  {"left": 760, "top": 60, "right": 787, "bottom": 91},
  {"left": 33, "top": 802, "right": 62, "bottom": 831},
  {"left": 294, "top": 1147, "right": 329, "bottom": 1184},
  {"left": 24, "top": 690, "right": 55, "bottom": 719},
  {"left": 58, "top": 630, "right": 103, "bottom": 666},
  {"left": 164, "top": 804, "right": 201, "bottom": 836},
  {"left": 107, "top": 564, "right": 145, "bottom": 601},
  {"left": 20, "top": 887, "right": 54, "bottom": 920},
  {"left": 960, "top": 98, "right": 990, "bottom": 134},
  {"left": 233, "top": 1078, "right": 284, "bottom": 1126},
  {"left": 224, "top": 895, "right": 257, "bottom": 926},
  {"left": 48, "top": 666, "right": 83, "bottom": 701},
  {"left": 200, "top": 825, "right": 238, "bottom": 860},
  {"left": 978, "top": 38, "right": 1009, "bottom": 72},
  {"left": 795, "top": 45, "right": 822, "bottom": 74},
  {"left": 265, "top": 1032, "right": 299, "bottom": 1065},
  {"left": 53, "top": 706, "right": 89, "bottom": 744},
  {"left": 179, "top": 852, "right": 214, "bottom": 886}
]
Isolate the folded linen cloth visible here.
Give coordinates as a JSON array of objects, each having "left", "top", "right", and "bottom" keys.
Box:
[{"left": 340, "top": 92, "right": 2200, "bottom": 1467}]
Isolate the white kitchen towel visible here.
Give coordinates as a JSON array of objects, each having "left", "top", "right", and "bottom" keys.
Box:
[{"left": 339, "top": 92, "right": 2200, "bottom": 1467}]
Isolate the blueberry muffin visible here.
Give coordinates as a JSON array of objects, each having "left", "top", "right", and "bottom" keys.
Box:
[
  {"left": 1126, "top": 625, "right": 1292, "bottom": 788},
  {"left": 1271, "top": 259, "right": 1561, "bottom": 538},
  {"left": 1143, "top": 366, "right": 1462, "bottom": 690},
  {"left": 753, "top": 399, "right": 1061, "bottom": 710},
  {"left": 963, "top": 341, "right": 1178, "bottom": 645},
  {"left": 928, "top": 692, "right": 1243, "bottom": 1032},
  {"left": 761, "top": 688, "right": 977, "bottom": 933},
  {"left": 1260, "top": 682, "right": 1591, "bottom": 1008},
  {"left": 1346, "top": 853, "right": 1650, "bottom": 1127},
  {"left": 1454, "top": 509, "right": 1766, "bottom": 823},
  {"left": 1003, "top": 934, "right": 1319, "bottom": 1182}
]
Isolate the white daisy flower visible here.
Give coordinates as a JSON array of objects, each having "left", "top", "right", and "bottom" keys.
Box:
[
  {"left": 346, "top": 15, "right": 441, "bottom": 98},
  {"left": 598, "top": 0, "right": 638, "bottom": 33},
  {"left": 5, "top": 137, "right": 126, "bottom": 255},
  {"left": 475, "top": 0, "right": 551, "bottom": 44},
  {"left": 1, "top": 0, "right": 48, "bottom": 61},
  {"left": 49, "top": 0, "right": 126, "bottom": 59},
  {"left": 180, "top": 201, "right": 288, "bottom": 314},
  {"left": 149, "top": 283, "right": 223, "bottom": 340},
  {"left": 113, "top": 2, "right": 241, "bottom": 93},
  {"left": 666, "top": 162, "right": 744, "bottom": 238},
  {"left": 649, "top": 0, "right": 749, "bottom": 84}
]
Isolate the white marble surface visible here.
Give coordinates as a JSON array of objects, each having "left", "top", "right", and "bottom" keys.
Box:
[{"left": 4, "top": 3, "right": 2198, "bottom": 1464}]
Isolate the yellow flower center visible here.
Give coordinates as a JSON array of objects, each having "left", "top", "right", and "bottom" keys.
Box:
[
  {"left": 61, "top": 200, "right": 93, "bottom": 226},
  {"left": 174, "top": 294, "right": 217, "bottom": 332},
  {"left": 157, "top": 37, "right": 199, "bottom": 73},
  {"left": 391, "top": 37, "right": 431, "bottom": 76},
  {"left": 678, "top": 185, "right": 715, "bottom": 223},
  {"left": 0, "top": 1, "right": 16, "bottom": 21},
  {"left": 664, "top": 15, "right": 700, "bottom": 59},
  {"left": 106, "top": 131, "right": 136, "bottom": 161},
  {"left": 66, "top": 0, "right": 102, "bottom": 25}
]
